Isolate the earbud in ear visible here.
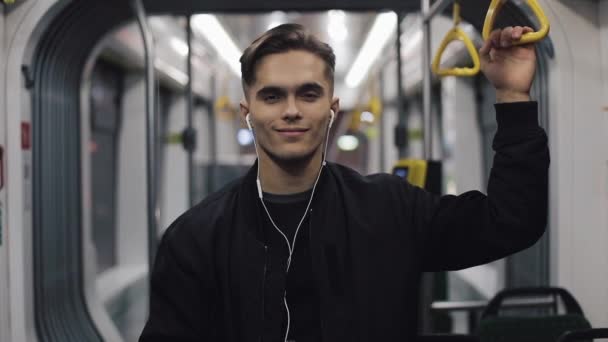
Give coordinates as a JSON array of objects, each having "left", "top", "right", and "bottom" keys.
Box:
[
  {"left": 329, "top": 110, "right": 335, "bottom": 129},
  {"left": 246, "top": 113, "right": 253, "bottom": 131}
]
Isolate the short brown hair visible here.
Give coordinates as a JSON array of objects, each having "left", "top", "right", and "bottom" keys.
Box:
[{"left": 239, "top": 23, "right": 336, "bottom": 93}]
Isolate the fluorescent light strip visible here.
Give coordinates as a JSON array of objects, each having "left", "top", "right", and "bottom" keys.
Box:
[
  {"left": 169, "top": 37, "right": 189, "bottom": 57},
  {"left": 155, "top": 59, "right": 188, "bottom": 86},
  {"left": 345, "top": 12, "right": 398, "bottom": 88},
  {"left": 191, "top": 14, "right": 242, "bottom": 76}
]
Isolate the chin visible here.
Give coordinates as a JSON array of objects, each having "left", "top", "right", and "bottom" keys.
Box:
[{"left": 267, "top": 147, "right": 319, "bottom": 165}]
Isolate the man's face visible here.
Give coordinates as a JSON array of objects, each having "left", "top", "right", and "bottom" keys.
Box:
[{"left": 241, "top": 50, "right": 339, "bottom": 164}]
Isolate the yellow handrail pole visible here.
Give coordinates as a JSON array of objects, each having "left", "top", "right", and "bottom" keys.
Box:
[
  {"left": 431, "top": 3, "right": 481, "bottom": 77},
  {"left": 483, "top": 0, "right": 550, "bottom": 45}
]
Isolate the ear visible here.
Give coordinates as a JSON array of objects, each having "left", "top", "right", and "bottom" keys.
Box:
[
  {"left": 330, "top": 97, "right": 340, "bottom": 120},
  {"left": 239, "top": 100, "right": 250, "bottom": 124}
]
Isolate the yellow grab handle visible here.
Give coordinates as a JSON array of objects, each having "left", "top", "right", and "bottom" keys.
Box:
[
  {"left": 432, "top": 26, "right": 481, "bottom": 77},
  {"left": 483, "top": 0, "right": 550, "bottom": 45}
]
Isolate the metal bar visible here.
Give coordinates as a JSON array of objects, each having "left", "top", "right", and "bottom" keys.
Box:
[
  {"left": 131, "top": 0, "right": 158, "bottom": 285},
  {"left": 208, "top": 75, "right": 217, "bottom": 193},
  {"left": 186, "top": 15, "right": 195, "bottom": 206},
  {"left": 423, "top": 0, "right": 456, "bottom": 23},
  {"left": 396, "top": 12, "right": 408, "bottom": 159},
  {"left": 396, "top": 11, "right": 407, "bottom": 158},
  {"left": 431, "top": 297, "right": 557, "bottom": 312},
  {"left": 422, "top": 0, "right": 433, "bottom": 159},
  {"left": 379, "top": 72, "right": 386, "bottom": 171}
]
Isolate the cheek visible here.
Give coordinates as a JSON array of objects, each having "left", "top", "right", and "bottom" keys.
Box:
[{"left": 312, "top": 121, "right": 329, "bottom": 141}]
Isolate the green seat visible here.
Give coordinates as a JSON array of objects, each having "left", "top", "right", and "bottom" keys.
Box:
[
  {"left": 477, "top": 287, "right": 591, "bottom": 342},
  {"left": 557, "top": 328, "right": 608, "bottom": 341}
]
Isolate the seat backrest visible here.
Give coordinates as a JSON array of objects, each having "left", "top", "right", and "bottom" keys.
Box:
[
  {"left": 557, "top": 328, "right": 608, "bottom": 342},
  {"left": 478, "top": 287, "right": 591, "bottom": 342},
  {"left": 481, "top": 287, "right": 584, "bottom": 319},
  {"left": 478, "top": 314, "right": 591, "bottom": 342}
]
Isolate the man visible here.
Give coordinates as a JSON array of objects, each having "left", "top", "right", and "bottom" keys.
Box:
[{"left": 140, "top": 23, "right": 548, "bottom": 341}]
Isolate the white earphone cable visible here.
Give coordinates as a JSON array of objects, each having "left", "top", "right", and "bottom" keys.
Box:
[{"left": 248, "top": 111, "right": 333, "bottom": 342}]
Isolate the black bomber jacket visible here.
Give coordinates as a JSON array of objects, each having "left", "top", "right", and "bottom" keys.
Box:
[{"left": 140, "top": 101, "right": 550, "bottom": 342}]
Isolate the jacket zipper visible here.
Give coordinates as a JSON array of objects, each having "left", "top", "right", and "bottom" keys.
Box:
[{"left": 260, "top": 245, "right": 268, "bottom": 342}]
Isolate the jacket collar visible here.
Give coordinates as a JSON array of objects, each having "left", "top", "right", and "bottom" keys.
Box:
[{"left": 236, "top": 159, "right": 339, "bottom": 245}]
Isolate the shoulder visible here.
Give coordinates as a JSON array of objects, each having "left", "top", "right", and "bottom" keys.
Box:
[
  {"left": 327, "top": 162, "right": 402, "bottom": 187},
  {"left": 326, "top": 162, "right": 405, "bottom": 197}
]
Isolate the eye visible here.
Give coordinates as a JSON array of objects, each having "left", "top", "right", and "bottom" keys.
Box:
[
  {"left": 302, "top": 92, "right": 320, "bottom": 101},
  {"left": 264, "top": 94, "right": 281, "bottom": 103}
]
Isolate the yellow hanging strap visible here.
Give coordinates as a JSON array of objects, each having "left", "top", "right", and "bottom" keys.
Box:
[
  {"left": 483, "top": 0, "right": 550, "bottom": 45},
  {"left": 431, "top": 3, "right": 481, "bottom": 77}
]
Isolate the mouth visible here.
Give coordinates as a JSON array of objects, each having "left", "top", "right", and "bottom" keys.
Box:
[{"left": 275, "top": 128, "right": 309, "bottom": 137}]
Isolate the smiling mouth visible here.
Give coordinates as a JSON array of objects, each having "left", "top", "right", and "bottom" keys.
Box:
[
  {"left": 276, "top": 128, "right": 309, "bottom": 137},
  {"left": 276, "top": 128, "right": 308, "bottom": 132}
]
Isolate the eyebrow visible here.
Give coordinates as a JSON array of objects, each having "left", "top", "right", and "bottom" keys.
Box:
[
  {"left": 256, "top": 82, "right": 326, "bottom": 98},
  {"left": 256, "top": 86, "right": 286, "bottom": 99},
  {"left": 297, "top": 82, "right": 325, "bottom": 95}
]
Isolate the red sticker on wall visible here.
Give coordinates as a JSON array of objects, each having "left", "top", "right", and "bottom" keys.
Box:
[{"left": 21, "top": 122, "right": 31, "bottom": 150}]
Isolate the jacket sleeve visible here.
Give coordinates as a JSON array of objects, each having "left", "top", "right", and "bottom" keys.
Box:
[
  {"left": 406, "top": 101, "right": 549, "bottom": 272},
  {"left": 139, "top": 216, "right": 218, "bottom": 341}
]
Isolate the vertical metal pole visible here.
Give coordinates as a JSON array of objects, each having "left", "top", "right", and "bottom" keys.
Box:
[
  {"left": 208, "top": 75, "right": 217, "bottom": 193},
  {"left": 421, "top": 0, "right": 434, "bottom": 334},
  {"left": 422, "top": 0, "right": 433, "bottom": 160},
  {"left": 396, "top": 12, "right": 407, "bottom": 159},
  {"left": 186, "top": 16, "right": 195, "bottom": 206},
  {"left": 131, "top": 0, "right": 158, "bottom": 281},
  {"left": 379, "top": 72, "right": 387, "bottom": 171}
]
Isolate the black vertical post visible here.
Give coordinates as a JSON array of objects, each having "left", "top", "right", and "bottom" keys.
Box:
[
  {"left": 395, "top": 12, "right": 408, "bottom": 158},
  {"left": 186, "top": 15, "right": 195, "bottom": 206}
]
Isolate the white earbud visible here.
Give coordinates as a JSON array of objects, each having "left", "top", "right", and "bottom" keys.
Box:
[
  {"left": 246, "top": 113, "right": 253, "bottom": 131},
  {"left": 329, "top": 109, "right": 335, "bottom": 129}
]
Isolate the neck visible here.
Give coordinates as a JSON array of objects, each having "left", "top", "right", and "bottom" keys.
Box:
[{"left": 258, "top": 151, "right": 323, "bottom": 195}]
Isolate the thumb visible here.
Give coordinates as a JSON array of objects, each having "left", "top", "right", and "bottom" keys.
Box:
[
  {"left": 480, "top": 38, "right": 492, "bottom": 64},
  {"left": 480, "top": 29, "right": 501, "bottom": 64},
  {"left": 480, "top": 36, "right": 491, "bottom": 55}
]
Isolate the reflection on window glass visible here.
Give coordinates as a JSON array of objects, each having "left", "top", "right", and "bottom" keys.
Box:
[{"left": 90, "top": 60, "right": 123, "bottom": 275}]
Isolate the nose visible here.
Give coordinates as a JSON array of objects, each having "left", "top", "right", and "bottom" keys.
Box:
[{"left": 282, "top": 96, "right": 301, "bottom": 122}]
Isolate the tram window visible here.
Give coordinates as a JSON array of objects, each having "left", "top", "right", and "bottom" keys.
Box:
[{"left": 90, "top": 60, "right": 124, "bottom": 275}]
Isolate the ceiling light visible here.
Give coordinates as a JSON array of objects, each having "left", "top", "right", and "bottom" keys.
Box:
[
  {"left": 268, "top": 21, "right": 283, "bottom": 30},
  {"left": 401, "top": 30, "right": 423, "bottom": 59},
  {"left": 169, "top": 37, "right": 189, "bottom": 57},
  {"left": 191, "top": 14, "right": 242, "bottom": 76},
  {"left": 328, "top": 10, "right": 348, "bottom": 42},
  {"left": 237, "top": 128, "right": 254, "bottom": 146},
  {"left": 345, "top": 12, "right": 397, "bottom": 88},
  {"left": 360, "top": 111, "right": 375, "bottom": 123},
  {"left": 268, "top": 11, "right": 287, "bottom": 30},
  {"left": 337, "top": 135, "right": 360, "bottom": 151}
]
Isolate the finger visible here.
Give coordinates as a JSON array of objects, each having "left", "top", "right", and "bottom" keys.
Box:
[
  {"left": 481, "top": 29, "right": 501, "bottom": 63},
  {"left": 488, "top": 28, "right": 502, "bottom": 49},
  {"left": 522, "top": 26, "right": 535, "bottom": 34},
  {"left": 520, "top": 27, "right": 538, "bottom": 48},
  {"left": 500, "top": 27, "right": 513, "bottom": 47},
  {"left": 512, "top": 26, "right": 524, "bottom": 40},
  {"left": 480, "top": 35, "right": 492, "bottom": 56}
]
